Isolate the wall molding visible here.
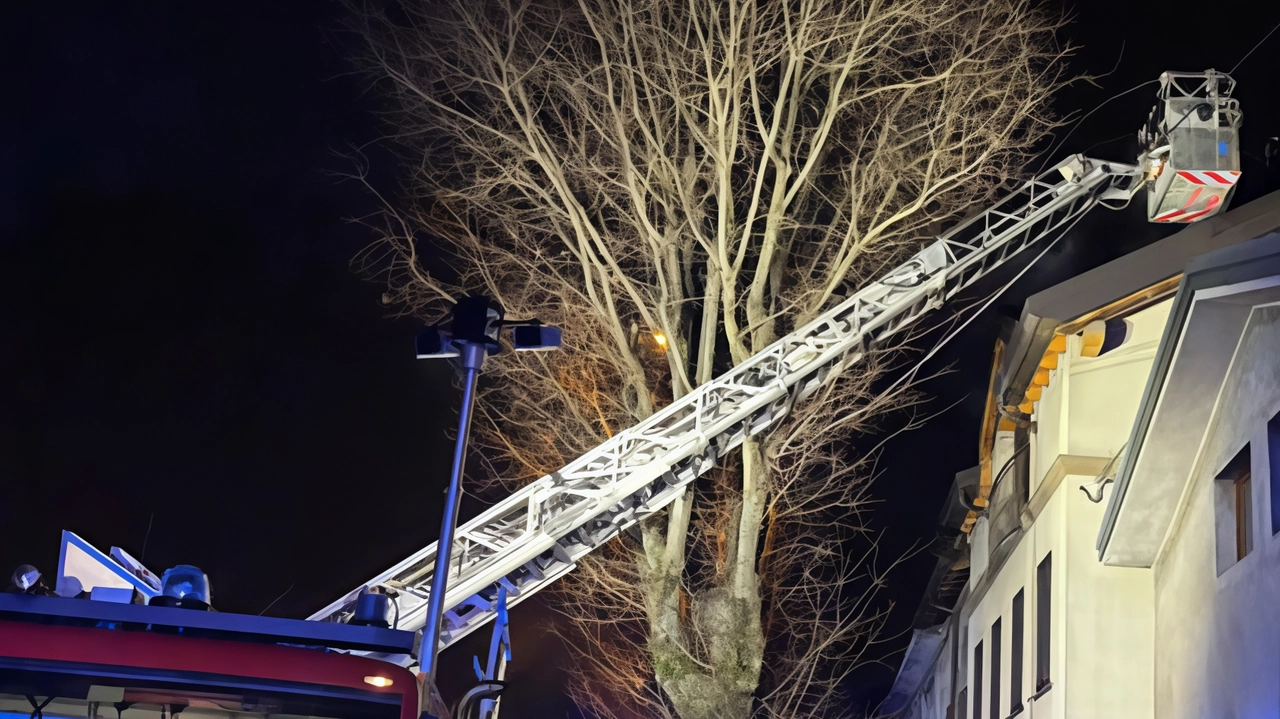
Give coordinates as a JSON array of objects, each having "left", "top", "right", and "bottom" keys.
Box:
[{"left": 1021, "top": 454, "right": 1112, "bottom": 530}]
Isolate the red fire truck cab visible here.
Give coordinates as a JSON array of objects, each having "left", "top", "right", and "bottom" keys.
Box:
[{"left": 0, "top": 548, "right": 451, "bottom": 719}]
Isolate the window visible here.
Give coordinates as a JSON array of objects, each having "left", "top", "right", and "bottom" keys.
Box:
[
  {"left": 956, "top": 618, "right": 969, "bottom": 719},
  {"left": 1011, "top": 590, "right": 1025, "bottom": 713},
  {"left": 1270, "top": 412, "right": 1280, "bottom": 536},
  {"left": 1215, "top": 443, "right": 1253, "bottom": 572},
  {"left": 989, "top": 619, "right": 1002, "bottom": 719},
  {"left": 1236, "top": 473, "right": 1253, "bottom": 559},
  {"left": 1035, "top": 554, "right": 1051, "bottom": 692},
  {"left": 973, "top": 640, "right": 984, "bottom": 719}
]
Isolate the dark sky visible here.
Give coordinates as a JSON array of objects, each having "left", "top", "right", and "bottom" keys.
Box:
[{"left": 2, "top": 2, "right": 1277, "bottom": 718}]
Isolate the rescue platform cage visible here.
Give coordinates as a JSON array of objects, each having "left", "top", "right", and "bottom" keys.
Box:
[{"left": 1140, "top": 70, "right": 1242, "bottom": 223}]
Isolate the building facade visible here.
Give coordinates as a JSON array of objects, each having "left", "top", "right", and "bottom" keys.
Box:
[{"left": 885, "top": 189, "right": 1280, "bottom": 719}]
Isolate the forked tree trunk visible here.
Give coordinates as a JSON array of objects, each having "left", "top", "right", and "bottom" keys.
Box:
[{"left": 644, "top": 439, "right": 768, "bottom": 719}]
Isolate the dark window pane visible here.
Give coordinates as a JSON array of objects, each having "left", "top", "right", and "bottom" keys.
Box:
[
  {"left": 1218, "top": 442, "right": 1252, "bottom": 481},
  {"left": 1270, "top": 413, "right": 1280, "bottom": 535},
  {"left": 974, "top": 640, "right": 984, "bottom": 719},
  {"left": 959, "top": 687, "right": 969, "bottom": 719},
  {"left": 1011, "top": 590, "right": 1024, "bottom": 711},
  {"left": 990, "top": 618, "right": 1002, "bottom": 719},
  {"left": 1036, "top": 555, "right": 1051, "bottom": 691}
]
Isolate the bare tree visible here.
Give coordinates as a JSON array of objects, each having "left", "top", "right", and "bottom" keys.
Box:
[{"left": 346, "top": 1, "right": 1068, "bottom": 716}]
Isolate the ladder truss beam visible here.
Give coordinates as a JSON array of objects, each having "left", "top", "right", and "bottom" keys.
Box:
[{"left": 309, "top": 156, "right": 1140, "bottom": 657}]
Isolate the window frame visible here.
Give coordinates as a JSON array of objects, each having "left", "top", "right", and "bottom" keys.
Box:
[
  {"left": 1269, "top": 411, "right": 1280, "bottom": 536},
  {"left": 1216, "top": 442, "right": 1253, "bottom": 567}
]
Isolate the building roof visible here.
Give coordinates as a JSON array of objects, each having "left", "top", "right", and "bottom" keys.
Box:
[
  {"left": 998, "top": 189, "right": 1280, "bottom": 413},
  {"left": 883, "top": 467, "right": 975, "bottom": 713},
  {"left": 881, "top": 620, "right": 949, "bottom": 714}
]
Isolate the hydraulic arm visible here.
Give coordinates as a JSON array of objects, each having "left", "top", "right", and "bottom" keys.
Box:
[{"left": 311, "top": 155, "right": 1143, "bottom": 655}]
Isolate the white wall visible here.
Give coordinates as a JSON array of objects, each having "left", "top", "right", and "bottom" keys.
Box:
[
  {"left": 958, "top": 300, "right": 1171, "bottom": 719},
  {"left": 964, "top": 526, "right": 1034, "bottom": 719},
  {"left": 961, "top": 469, "right": 1154, "bottom": 719},
  {"left": 1033, "top": 353, "right": 1067, "bottom": 493},
  {"left": 1030, "top": 300, "right": 1172, "bottom": 492},
  {"left": 1065, "top": 301, "right": 1169, "bottom": 459},
  {"left": 1027, "top": 477, "right": 1065, "bottom": 719},
  {"left": 959, "top": 480, "right": 1063, "bottom": 719},
  {"left": 1061, "top": 474, "right": 1154, "bottom": 719},
  {"left": 913, "top": 298, "right": 1174, "bottom": 719},
  {"left": 1152, "top": 306, "right": 1280, "bottom": 719},
  {"left": 906, "top": 288, "right": 1280, "bottom": 719}
]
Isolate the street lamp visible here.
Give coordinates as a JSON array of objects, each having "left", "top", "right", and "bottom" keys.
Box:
[{"left": 414, "top": 295, "right": 561, "bottom": 691}]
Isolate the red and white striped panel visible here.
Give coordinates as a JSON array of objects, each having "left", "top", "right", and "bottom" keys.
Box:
[
  {"left": 1154, "top": 191, "right": 1222, "bottom": 223},
  {"left": 1176, "top": 170, "right": 1240, "bottom": 187}
]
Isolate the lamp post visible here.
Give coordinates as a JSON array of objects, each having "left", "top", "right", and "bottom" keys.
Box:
[{"left": 414, "top": 296, "right": 560, "bottom": 693}]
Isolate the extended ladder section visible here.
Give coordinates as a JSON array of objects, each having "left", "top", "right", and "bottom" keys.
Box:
[{"left": 311, "top": 156, "right": 1141, "bottom": 655}]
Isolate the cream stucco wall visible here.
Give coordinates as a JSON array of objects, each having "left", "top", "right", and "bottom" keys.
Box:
[
  {"left": 901, "top": 298, "right": 1190, "bottom": 719},
  {"left": 1065, "top": 301, "right": 1169, "bottom": 460},
  {"left": 961, "top": 468, "right": 1155, "bottom": 719},
  {"left": 964, "top": 513, "right": 1040, "bottom": 719},
  {"left": 1032, "top": 355, "right": 1066, "bottom": 494},
  {"left": 1152, "top": 305, "right": 1280, "bottom": 719},
  {"left": 955, "top": 299, "right": 1172, "bottom": 719},
  {"left": 1030, "top": 300, "right": 1171, "bottom": 493},
  {"left": 1061, "top": 477, "right": 1153, "bottom": 719}
]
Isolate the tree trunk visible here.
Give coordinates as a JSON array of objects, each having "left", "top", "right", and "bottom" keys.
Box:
[{"left": 645, "top": 439, "right": 767, "bottom": 719}]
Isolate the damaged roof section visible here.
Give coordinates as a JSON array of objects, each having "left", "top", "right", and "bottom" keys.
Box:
[
  {"left": 881, "top": 467, "right": 976, "bottom": 714},
  {"left": 983, "top": 187, "right": 1280, "bottom": 564},
  {"left": 998, "top": 191, "right": 1280, "bottom": 416}
]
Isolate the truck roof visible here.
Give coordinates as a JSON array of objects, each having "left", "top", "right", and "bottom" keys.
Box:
[{"left": 0, "top": 592, "right": 415, "bottom": 655}]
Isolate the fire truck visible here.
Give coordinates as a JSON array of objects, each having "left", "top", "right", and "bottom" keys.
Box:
[
  {"left": 0, "top": 71, "right": 1243, "bottom": 719},
  {"left": 0, "top": 533, "right": 450, "bottom": 719}
]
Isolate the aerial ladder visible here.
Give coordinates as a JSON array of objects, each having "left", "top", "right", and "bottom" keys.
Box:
[
  {"left": 0, "top": 70, "right": 1244, "bottom": 719},
  {"left": 309, "top": 71, "right": 1244, "bottom": 664}
]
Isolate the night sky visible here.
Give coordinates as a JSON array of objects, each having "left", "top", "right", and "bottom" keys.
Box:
[{"left": 3, "top": 2, "right": 1277, "bottom": 717}]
